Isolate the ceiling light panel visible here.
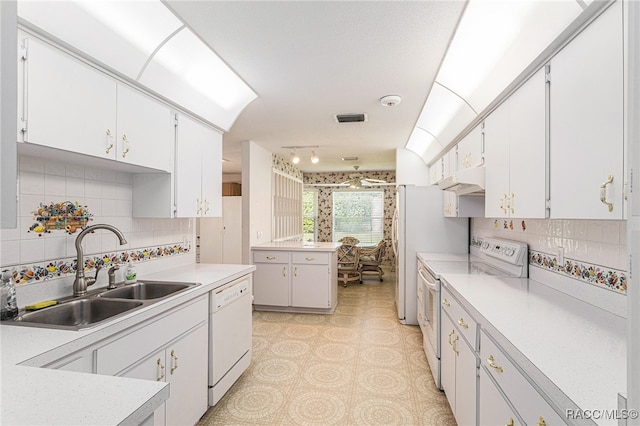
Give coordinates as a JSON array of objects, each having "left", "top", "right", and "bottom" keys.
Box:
[{"left": 18, "top": 0, "right": 183, "bottom": 79}]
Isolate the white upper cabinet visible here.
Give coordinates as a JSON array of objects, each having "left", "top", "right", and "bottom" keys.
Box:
[
  {"left": 19, "top": 31, "right": 117, "bottom": 159},
  {"left": 548, "top": 0, "right": 624, "bottom": 219},
  {"left": 456, "top": 125, "right": 483, "bottom": 170},
  {"left": 115, "top": 84, "right": 173, "bottom": 172},
  {"left": 484, "top": 68, "right": 546, "bottom": 219},
  {"left": 18, "top": 31, "right": 173, "bottom": 172},
  {"left": 175, "top": 114, "right": 222, "bottom": 218},
  {"left": 430, "top": 157, "right": 444, "bottom": 185}
]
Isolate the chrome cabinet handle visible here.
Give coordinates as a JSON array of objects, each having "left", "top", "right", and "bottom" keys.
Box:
[
  {"left": 487, "top": 355, "right": 504, "bottom": 373},
  {"left": 458, "top": 318, "right": 469, "bottom": 329},
  {"left": 170, "top": 350, "right": 178, "bottom": 375},
  {"left": 599, "top": 174, "right": 614, "bottom": 212},
  {"left": 157, "top": 358, "right": 165, "bottom": 381},
  {"left": 105, "top": 129, "right": 114, "bottom": 154},
  {"left": 121, "top": 134, "right": 130, "bottom": 158}
]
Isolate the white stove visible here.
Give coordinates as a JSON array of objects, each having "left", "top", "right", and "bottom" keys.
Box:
[{"left": 416, "top": 237, "right": 529, "bottom": 390}]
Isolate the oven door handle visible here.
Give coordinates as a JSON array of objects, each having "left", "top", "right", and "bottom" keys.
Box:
[{"left": 418, "top": 268, "right": 437, "bottom": 291}]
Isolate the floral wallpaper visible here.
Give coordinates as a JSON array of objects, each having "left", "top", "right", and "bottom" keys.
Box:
[
  {"left": 303, "top": 171, "right": 396, "bottom": 265},
  {"left": 272, "top": 154, "right": 303, "bottom": 180}
]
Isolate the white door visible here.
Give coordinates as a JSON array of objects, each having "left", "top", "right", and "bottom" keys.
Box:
[
  {"left": 549, "top": 0, "right": 623, "bottom": 219},
  {"left": 222, "top": 196, "right": 243, "bottom": 263},
  {"left": 440, "top": 313, "right": 457, "bottom": 413},
  {"left": 116, "top": 84, "right": 173, "bottom": 172},
  {"left": 22, "top": 32, "right": 116, "bottom": 158},
  {"left": 291, "top": 264, "right": 329, "bottom": 308},
  {"left": 455, "top": 336, "right": 477, "bottom": 426},
  {"left": 175, "top": 114, "right": 204, "bottom": 218},
  {"left": 479, "top": 367, "right": 521, "bottom": 426},
  {"left": 253, "top": 263, "right": 289, "bottom": 306},
  {"left": 120, "top": 350, "right": 166, "bottom": 426}
]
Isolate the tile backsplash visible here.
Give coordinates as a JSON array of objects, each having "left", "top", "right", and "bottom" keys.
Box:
[
  {"left": 472, "top": 218, "right": 627, "bottom": 272},
  {"left": 0, "top": 155, "right": 195, "bottom": 306}
]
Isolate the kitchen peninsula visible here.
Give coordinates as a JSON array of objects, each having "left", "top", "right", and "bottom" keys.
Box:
[{"left": 252, "top": 242, "right": 341, "bottom": 313}]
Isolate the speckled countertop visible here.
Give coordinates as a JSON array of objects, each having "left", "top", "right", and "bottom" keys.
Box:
[
  {"left": 441, "top": 272, "right": 626, "bottom": 426},
  {"left": 1, "top": 263, "right": 255, "bottom": 425},
  {"left": 252, "top": 241, "right": 341, "bottom": 251}
]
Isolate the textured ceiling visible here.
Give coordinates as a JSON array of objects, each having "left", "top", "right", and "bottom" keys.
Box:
[{"left": 165, "top": 1, "right": 467, "bottom": 174}]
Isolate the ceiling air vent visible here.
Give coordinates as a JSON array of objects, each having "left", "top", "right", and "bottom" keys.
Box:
[{"left": 334, "top": 113, "right": 367, "bottom": 123}]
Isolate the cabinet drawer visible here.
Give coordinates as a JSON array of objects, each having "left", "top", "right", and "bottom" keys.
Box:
[
  {"left": 441, "top": 286, "right": 478, "bottom": 349},
  {"left": 480, "top": 330, "right": 564, "bottom": 425},
  {"left": 291, "top": 252, "right": 329, "bottom": 265},
  {"left": 96, "top": 295, "right": 208, "bottom": 376},
  {"left": 253, "top": 251, "right": 288, "bottom": 263}
]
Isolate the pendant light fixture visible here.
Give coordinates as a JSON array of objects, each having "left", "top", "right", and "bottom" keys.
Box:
[{"left": 290, "top": 149, "right": 301, "bottom": 164}]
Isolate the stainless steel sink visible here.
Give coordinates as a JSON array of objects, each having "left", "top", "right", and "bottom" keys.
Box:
[
  {"left": 5, "top": 281, "right": 199, "bottom": 330},
  {"left": 14, "top": 298, "right": 143, "bottom": 330},
  {"left": 99, "top": 281, "right": 195, "bottom": 300}
]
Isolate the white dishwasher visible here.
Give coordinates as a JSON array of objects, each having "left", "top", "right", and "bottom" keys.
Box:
[{"left": 209, "top": 274, "right": 252, "bottom": 406}]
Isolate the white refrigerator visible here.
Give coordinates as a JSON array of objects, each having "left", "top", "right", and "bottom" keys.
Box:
[{"left": 392, "top": 185, "right": 469, "bottom": 325}]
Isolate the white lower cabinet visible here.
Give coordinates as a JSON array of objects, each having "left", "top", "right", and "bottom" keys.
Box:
[
  {"left": 480, "top": 329, "right": 564, "bottom": 425},
  {"left": 441, "top": 311, "right": 478, "bottom": 426},
  {"left": 252, "top": 250, "right": 338, "bottom": 312},
  {"left": 96, "top": 295, "right": 209, "bottom": 426},
  {"left": 123, "top": 323, "right": 208, "bottom": 426},
  {"left": 479, "top": 367, "right": 522, "bottom": 426}
]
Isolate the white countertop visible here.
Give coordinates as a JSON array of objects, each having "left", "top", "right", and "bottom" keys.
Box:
[
  {"left": 252, "top": 241, "right": 341, "bottom": 251},
  {"left": 441, "top": 272, "right": 626, "bottom": 425},
  {"left": 417, "top": 252, "right": 471, "bottom": 262},
  {"left": 1, "top": 263, "right": 255, "bottom": 425}
]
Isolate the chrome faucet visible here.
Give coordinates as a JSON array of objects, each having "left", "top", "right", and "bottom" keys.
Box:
[{"left": 73, "top": 224, "right": 127, "bottom": 296}]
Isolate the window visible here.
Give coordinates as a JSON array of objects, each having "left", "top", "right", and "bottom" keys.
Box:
[
  {"left": 303, "top": 189, "right": 318, "bottom": 242},
  {"left": 333, "top": 190, "right": 384, "bottom": 244}
]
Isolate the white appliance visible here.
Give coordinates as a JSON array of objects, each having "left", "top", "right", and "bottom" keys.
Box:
[
  {"left": 392, "top": 185, "right": 469, "bottom": 325},
  {"left": 209, "top": 274, "right": 252, "bottom": 405},
  {"left": 417, "top": 236, "right": 529, "bottom": 389}
]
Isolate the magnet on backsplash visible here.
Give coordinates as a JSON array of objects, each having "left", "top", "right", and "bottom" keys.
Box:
[
  {"left": 494, "top": 220, "right": 499, "bottom": 229},
  {"left": 503, "top": 220, "right": 508, "bottom": 229},
  {"left": 521, "top": 220, "right": 527, "bottom": 231},
  {"left": 509, "top": 220, "right": 513, "bottom": 230}
]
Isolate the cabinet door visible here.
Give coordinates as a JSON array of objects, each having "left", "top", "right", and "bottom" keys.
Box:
[
  {"left": 121, "top": 349, "right": 166, "bottom": 426},
  {"left": 549, "top": 1, "right": 623, "bottom": 219},
  {"left": 454, "top": 336, "right": 477, "bottom": 426},
  {"left": 253, "top": 263, "right": 289, "bottom": 306},
  {"left": 291, "top": 264, "right": 329, "bottom": 308},
  {"left": 457, "top": 125, "right": 483, "bottom": 170},
  {"left": 479, "top": 367, "right": 521, "bottom": 426},
  {"left": 165, "top": 323, "right": 209, "bottom": 426},
  {"left": 483, "top": 101, "right": 510, "bottom": 218},
  {"left": 508, "top": 68, "right": 547, "bottom": 219},
  {"left": 116, "top": 84, "right": 173, "bottom": 172},
  {"left": 200, "top": 129, "right": 222, "bottom": 218},
  {"left": 175, "top": 114, "right": 204, "bottom": 218},
  {"left": 440, "top": 313, "right": 457, "bottom": 413},
  {"left": 21, "top": 32, "right": 116, "bottom": 158}
]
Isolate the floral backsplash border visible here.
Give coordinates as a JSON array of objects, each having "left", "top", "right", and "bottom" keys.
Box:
[
  {"left": 529, "top": 250, "right": 627, "bottom": 294},
  {"left": 4, "top": 243, "right": 191, "bottom": 286}
]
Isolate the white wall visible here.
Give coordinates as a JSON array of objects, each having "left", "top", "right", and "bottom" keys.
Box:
[
  {"left": 241, "top": 140, "right": 272, "bottom": 263},
  {"left": 395, "top": 148, "right": 430, "bottom": 186},
  {"left": 0, "top": 154, "right": 195, "bottom": 307}
]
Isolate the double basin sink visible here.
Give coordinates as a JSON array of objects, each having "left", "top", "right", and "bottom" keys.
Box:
[{"left": 7, "top": 281, "right": 198, "bottom": 331}]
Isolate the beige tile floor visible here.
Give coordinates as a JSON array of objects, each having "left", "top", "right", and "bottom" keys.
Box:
[{"left": 198, "top": 268, "right": 456, "bottom": 425}]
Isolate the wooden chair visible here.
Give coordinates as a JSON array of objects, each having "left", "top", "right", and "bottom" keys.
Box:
[
  {"left": 359, "top": 240, "right": 385, "bottom": 282},
  {"left": 337, "top": 244, "right": 361, "bottom": 287}
]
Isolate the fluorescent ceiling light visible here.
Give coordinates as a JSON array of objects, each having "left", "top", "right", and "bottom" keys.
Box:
[{"left": 437, "top": 1, "right": 534, "bottom": 102}]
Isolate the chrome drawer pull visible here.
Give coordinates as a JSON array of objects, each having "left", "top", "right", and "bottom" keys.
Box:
[
  {"left": 487, "top": 355, "right": 504, "bottom": 373},
  {"left": 458, "top": 318, "right": 469, "bottom": 329}
]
